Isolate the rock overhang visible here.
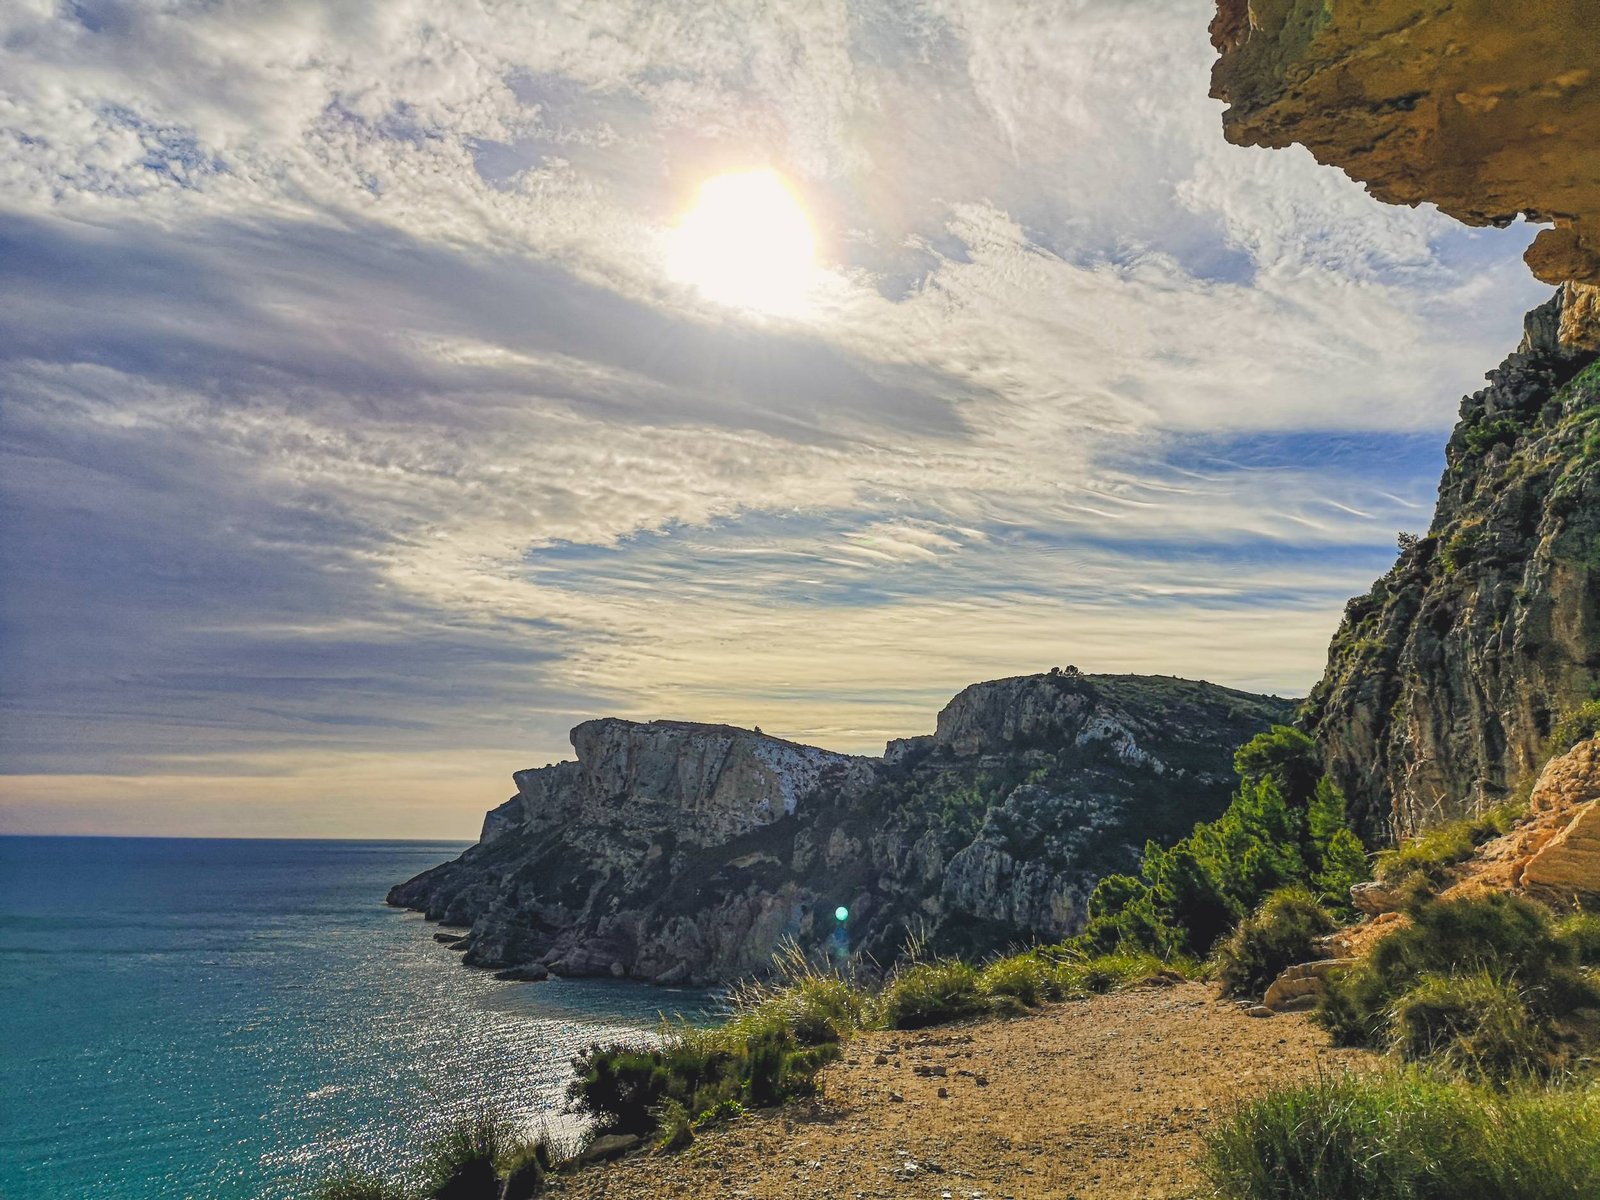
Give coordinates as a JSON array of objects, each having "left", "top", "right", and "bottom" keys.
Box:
[{"left": 1210, "top": 0, "right": 1600, "bottom": 346}]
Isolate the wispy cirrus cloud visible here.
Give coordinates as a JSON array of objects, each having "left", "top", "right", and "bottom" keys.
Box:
[{"left": 0, "top": 0, "right": 1547, "bottom": 836}]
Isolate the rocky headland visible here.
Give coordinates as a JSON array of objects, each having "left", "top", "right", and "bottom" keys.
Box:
[{"left": 388, "top": 672, "right": 1292, "bottom": 984}]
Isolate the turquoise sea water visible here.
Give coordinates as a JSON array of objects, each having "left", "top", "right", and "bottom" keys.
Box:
[{"left": 0, "top": 837, "right": 703, "bottom": 1200}]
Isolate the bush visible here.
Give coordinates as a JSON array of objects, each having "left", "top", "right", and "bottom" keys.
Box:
[
  {"left": 570, "top": 1023, "right": 842, "bottom": 1136},
  {"left": 878, "top": 959, "right": 983, "bottom": 1029},
  {"left": 567, "top": 953, "right": 858, "bottom": 1141},
  {"left": 1556, "top": 913, "right": 1600, "bottom": 966},
  {"left": 1072, "top": 727, "right": 1367, "bottom": 960},
  {"left": 1068, "top": 948, "right": 1178, "bottom": 993},
  {"left": 1204, "top": 1070, "right": 1600, "bottom": 1200},
  {"left": 308, "top": 1110, "right": 550, "bottom": 1200},
  {"left": 1315, "top": 893, "right": 1600, "bottom": 1081},
  {"left": 976, "top": 951, "right": 1067, "bottom": 1008},
  {"left": 651, "top": 1097, "right": 693, "bottom": 1152},
  {"left": 417, "top": 1110, "right": 529, "bottom": 1200},
  {"left": 1391, "top": 972, "right": 1551, "bottom": 1082},
  {"left": 1550, "top": 700, "right": 1600, "bottom": 756},
  {"left": 1214, "top": 887, "right": 1336, "bottom": 998}
]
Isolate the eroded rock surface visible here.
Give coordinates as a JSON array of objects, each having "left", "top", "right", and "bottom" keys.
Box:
[
  {"left": 1408, "top": 736, "right": 1600, "bottom": 908},
  {"left": 1210, "top": 0, "right": 1600, "bottom": 328},
  {"left": 389, "top": 673, "right": 1292, "bottom": 983},
  {"left": 1305, "top": 289, "right": 1600, "bottom": 838}
]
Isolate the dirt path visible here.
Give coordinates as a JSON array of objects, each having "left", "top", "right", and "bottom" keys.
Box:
[{"left": 551, "top": 981, "right": 1373, "bottom": 1199}]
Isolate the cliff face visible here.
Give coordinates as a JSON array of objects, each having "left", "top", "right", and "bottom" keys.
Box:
[
  {"left": 1209, "top": 0, "right": 1600, "bottom": 345},
  {"left": 1305, "top": 288, "right": 1600, "bottom": 839},
  {"left": 389, "top": 672, "right": 1292, "bottom": 983}
]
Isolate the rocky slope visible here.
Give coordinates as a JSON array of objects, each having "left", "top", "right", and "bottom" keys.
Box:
[
  {"left": 1209, "top": 0, "right": 1600, "bottom": 326},
  {"left": 1437, "top": 735, "right": 1600, "bottom": 911},
  {"left": 389, "top": 672, "right": 1292, "bottom": 984},
  {"left": 1304, "top": 287, "right": 1600, "bottom": 840}
]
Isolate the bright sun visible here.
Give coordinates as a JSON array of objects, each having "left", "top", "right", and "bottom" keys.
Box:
[{"left": 668, "top": 169, "right": 818, "bottom": 315}]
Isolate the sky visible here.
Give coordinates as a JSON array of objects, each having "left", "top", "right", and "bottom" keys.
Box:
[{"left": 0, "top": 0, "right": 1555, "bottom": 839}]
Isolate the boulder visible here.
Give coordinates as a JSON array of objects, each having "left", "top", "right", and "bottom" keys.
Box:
[
  {"left": 1530, "top": 738, "right": 1600, "bottom": 815},
  {"left": 1350, "top": 880, "right": 1404, "bottom": 917},
  {"left": 1263, "top": 959, "right": 1357, "bottom": 1013},
  {"left": 574, "top": 1134, "right": 641, "bottom": 1167},
  {"left": 1520, "top": 801, "right": 1600, "bottom": 906}
]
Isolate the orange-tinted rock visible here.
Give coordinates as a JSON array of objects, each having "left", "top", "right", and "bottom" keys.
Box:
[
  {"left": 1210, "top": 0, "right": 1600, "bottom": 338},
  {"left": 1263, "top": 958, "right": 1357, "bottom": 1011},
  {"left": 1521, "top": 800, "right": 1600, "bottom": 904},
  {"left": 1432, "top": 737, "right": 1600, "bottom": 907},
  {"left": 1529, "top": 735, "right": 1600, "bottom": 815}
]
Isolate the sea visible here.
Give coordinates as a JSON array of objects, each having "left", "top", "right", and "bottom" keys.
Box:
[{"left": 0, "top": 836, "right": 710, "bottom": 1200}]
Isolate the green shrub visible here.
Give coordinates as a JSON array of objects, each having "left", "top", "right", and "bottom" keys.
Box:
[
  {"left": 651, "top": 1097, "right": 693, "bottom": 1152},
  {"left": 1391, "top": 971, "right": 1550, "bottom": 1082},
  {"left": 1556, "top": 913, "right": 1600, "bottom": 966},
  {"left": 724, "top": 971, "right": 865, "bottom": 1048},
  {"left": 499, "top": 1145, "right": 548, "bottom": 1200},
  {"left": 1550, "top": 700, "right": 1600, "bottom": 756},
  {"left": 976, "top": 951, "right": 1068, "bottom": 1007},
  {"left": 1071, "top": 948, "right": 1175, "bottom": 993},
  {"left": 1071, "top": 727, "right": 1367, "bottom": 960},
  {"left": 417, "top": 1110, "right": 528, "bottom": 1200},
  {"left": 1462, "top": 416, "right": 1524, "bottom": 457},
  {"left": 878, "top": 959, "right": 983, "bottom": 1029},
  {"left": 569, "top": 1023, "right": 840, "bottom": 1136},
  {"left": 1204, "top": 1070, "right": 1600, "bottom": 1200},
  {"left": 1214, "top": 886, "right": 1336, "bottom": 998},
  {"left": 1316, "top": 893, "right": 1600, "bottom": 1080}
]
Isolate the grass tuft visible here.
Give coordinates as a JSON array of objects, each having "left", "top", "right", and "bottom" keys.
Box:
[{"left": 1204, "top": 1070, "right": 1600, "bottom": 1200}]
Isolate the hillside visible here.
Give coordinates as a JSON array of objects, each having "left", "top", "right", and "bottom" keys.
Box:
[{"left": 389, "top": 672, "right": 1292, "bottom": 984}]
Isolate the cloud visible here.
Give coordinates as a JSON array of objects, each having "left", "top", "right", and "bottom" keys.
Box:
[{"left": 0, "top": 0, "right": 1553, "bottom": 835}]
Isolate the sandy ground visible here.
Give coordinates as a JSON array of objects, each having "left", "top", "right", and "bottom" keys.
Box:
[{"left": 550, "top": 981, "right": 1373, "bottom": 1200}]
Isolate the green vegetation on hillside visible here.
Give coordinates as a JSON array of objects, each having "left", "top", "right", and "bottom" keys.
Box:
[
  {"left": 1076, "top": 726, "right": 1369, "bottom": 961},
  {"left": 1315, "top": 893, "right": 1600, "bottom": 1081}
]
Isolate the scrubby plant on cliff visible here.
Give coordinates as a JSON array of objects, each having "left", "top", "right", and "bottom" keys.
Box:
[
  {"left": 1372, "top": 798, "right": 1528, "bottom": 902},
  {"left": 1204, "top": 1070, "right": 1600, "bottom": 1200},
  {"left": 1316, "top": 893, "right": 1600, "bottom": 1082},
  {"left": 1076, "top": 727, "right": 1368, "bottom": 962},
  {"left": 1214, "top": 886, "right": 1337, "bottom": 999},
  {"left": 1549, "top": 699, "right": 1600, "bottom": 757}
]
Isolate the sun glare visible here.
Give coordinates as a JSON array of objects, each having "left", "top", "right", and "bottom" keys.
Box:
[{"left": 668, "top": 169, "right": 818, "bottom": 315}]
